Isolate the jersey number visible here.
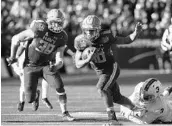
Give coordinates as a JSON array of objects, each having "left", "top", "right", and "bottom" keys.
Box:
[
  {"left": 36, "top": 40, "right": 55, "bottom": 54},
  {"left": 93, "top": 51, "right": 106, "bottom": 63}
]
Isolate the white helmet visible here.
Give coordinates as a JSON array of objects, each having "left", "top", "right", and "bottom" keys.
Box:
[
  {"left": 46, "top": 9, "right": 65, "bottom": 33},
  {"left": 81, "top": 15, "right": 101, "bottom": 42},
  {"left": 140, "top": 78, "right": 162, "bottom": 103}
]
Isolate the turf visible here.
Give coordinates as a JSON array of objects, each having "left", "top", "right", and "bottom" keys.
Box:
[{"left": 1, "top": 70, "right": 172, "bottom": 126}]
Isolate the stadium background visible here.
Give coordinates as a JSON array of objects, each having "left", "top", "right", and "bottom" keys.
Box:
[{"left": 1, "top": 0, "right": 172, "bottom": 78}]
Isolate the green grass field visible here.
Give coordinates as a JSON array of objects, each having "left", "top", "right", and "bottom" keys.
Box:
[{"left": 1, "top": 70, "right": 172, "bottom": 126}]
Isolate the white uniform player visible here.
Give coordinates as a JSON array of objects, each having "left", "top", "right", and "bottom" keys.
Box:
[
  {"left": 120, "top": 78, "right": 172, "bottom": 124},
  {"left": 161, "top": 24, "right": 172, "bottom": 52},
  {"left": 11, "top": 42, "right": 53, "bottom": 111}
]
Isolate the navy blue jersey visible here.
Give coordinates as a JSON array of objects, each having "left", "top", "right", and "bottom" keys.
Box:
[
  {"left": 25, "top": 20, "right": 67, "bottom": 66},
  {"left": 74, "top": 30, "right": 118, "bottom": 74}
]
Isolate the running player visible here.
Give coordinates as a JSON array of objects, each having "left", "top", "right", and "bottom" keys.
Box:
[
  {"left": 7, "top": 9, "right": 75, "bottom": 121},
  {"left": 74, "top": 15, "right": 143, "bottom": 124}
]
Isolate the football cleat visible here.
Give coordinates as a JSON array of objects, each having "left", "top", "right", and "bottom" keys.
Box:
[
  {"left": 42, "top": 98, "right": 53, "bottom": 109},
  {"left": 32, "top": 90, "right": 40, "bottom": 111},
  {"left": 62, "top": 111, "right": 75, "bottom": 121},
  {"left": 107, "top": 110, "right": 118, "bottom": 121},
  {"left": 17, "top": 101, "right": 25, "bottom": 111}
]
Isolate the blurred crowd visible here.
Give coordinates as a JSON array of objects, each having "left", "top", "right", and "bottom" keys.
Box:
[{"left": 1, "top": 0, "right": 172, "bottom": 57}]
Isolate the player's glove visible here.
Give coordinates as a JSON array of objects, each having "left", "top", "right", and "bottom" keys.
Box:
[{"left": 6, "top": 57, "right": 18, "bottom": 66}]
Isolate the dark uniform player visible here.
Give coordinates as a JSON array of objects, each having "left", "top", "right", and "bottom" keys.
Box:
[
  {"left": 7, "top": 9, "right": 74, "bottom": 121},
  {"left": 74, "top": 15, "right": 143, "bottom": 124}
]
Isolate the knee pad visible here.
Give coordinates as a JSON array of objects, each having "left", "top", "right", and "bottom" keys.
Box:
[{"left": 56, "top": 88, "right": 65, "bottom": 95}]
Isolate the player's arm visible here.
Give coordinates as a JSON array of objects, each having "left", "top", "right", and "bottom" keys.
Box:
[
  {"left": 7, "top": 29, "right": 34, "bottom": 65},
  {"left": 16, "top": 43, "right": 26, "bottom": 59},
  {"left": 74, "top": 50, "right": 91, "bottom": 68},
  {"left": 120, "top": 105, "right": 148, "bottom": 124},
  {"left": 114, "top": 22, "right": 143, "bottom": 44},
  {"left": 74, "top": 35, "right": 95, "bottom": 68},
  {"left": 161, "top": 29, "right": 172, "bottom": 51},
  {"left": 52, "top": 46, "right": 66, "bottom": 70}
]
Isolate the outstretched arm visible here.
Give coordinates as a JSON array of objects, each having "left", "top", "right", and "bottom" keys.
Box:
[
  {"left": 7, "top": 29, "right": 34, "bottom": 65},
  {"left": 115, "top": 22, "right": 143, "bottom": 44}
]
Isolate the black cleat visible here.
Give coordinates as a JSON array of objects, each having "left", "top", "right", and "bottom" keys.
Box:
[
  {"left": 62, "top": 111, "right": 75, "bottom": 121},
  {"left": 17, "top": 101, "right": 25, "bottom": 111},
  {"left": 107, "top": 110, "right": 121, "bottom": 125},
  {"left": 42, "top": 98, "right": 53, "bottom": 109},
  {"left": 32, "top": 90, "right": 40, "bottom": 111}
]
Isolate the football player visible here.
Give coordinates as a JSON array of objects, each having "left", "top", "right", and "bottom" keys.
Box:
[
  {"left": 10, "top": 42, "right": 53, "bottom": 111},
  {"left": 161, "top": 21, "right": 172, "bottom": 52},
  {"left": 74, "top": 15, "right": 143, "bottom": 124},
  {"left": 7, "top": 9, "right": 75, "bottom": 121},
  {"left": 120, "top": 78, "right": 172, "bottom": 124},
  {"left": 161, "top": 22, "right": 172, "bottom": 71}
]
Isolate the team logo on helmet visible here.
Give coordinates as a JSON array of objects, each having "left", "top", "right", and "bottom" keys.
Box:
[{"left": 140, "top": 78, "right": 162, "bottom": 103}]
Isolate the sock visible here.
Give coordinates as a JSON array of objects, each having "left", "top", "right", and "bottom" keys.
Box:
[
  {"left": 58, "top": 93, "right": 67, "bottom": 113},
  {"left": 19, "top": 85, "right": 25, "bottom": 103},
  {"left": 41, "top": 79, "right": 49, "bottom": 99},
  {"left": 59, "top": 102, "right": 67, "bottom": 114}
]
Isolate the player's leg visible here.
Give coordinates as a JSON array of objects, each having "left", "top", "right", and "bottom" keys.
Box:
[
  {"left": 111, "top": 82, "right": 134, "bottom": 108},
  {"left": 24, "top": 66, "right": 40, "bottom": 111},
  {"left": 96, "top": 63, "right": 121, "bottom": 123},
  {"left": 11, "top": 63, "right": 25, "bottom": 111},
  {"left": 96, "top": 74, "right": 119, "bottom": 125},
  {"left": 41, "top": 79, "right": 53, "bottom": 109},
  {"left": 43, "top": 67, "right": 75, "bottom": 121},
  {"left": 17, "top": 74, "right": 25, "bottom": 111}
]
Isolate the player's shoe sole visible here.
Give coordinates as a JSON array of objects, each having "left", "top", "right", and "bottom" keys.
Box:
[
  {"left": 62, "top": 111, "right": 75, "bottom": 121},
  {"left": 17, "top": 101, "right": 25, "bottom": 111},
  {"left": 42, "top": 98, "right": 53, "bottom": 109},
  {"left": 32, "top": 90, "right": 40, "bottom": 111}
]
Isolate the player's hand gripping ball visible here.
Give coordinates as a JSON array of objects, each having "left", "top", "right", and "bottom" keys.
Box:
[{"left": 82, "top": 47, "right": 96, "bottom": 60}]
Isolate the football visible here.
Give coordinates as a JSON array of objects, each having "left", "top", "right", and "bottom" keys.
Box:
[{"left": 82, "top": 47, "right": 96, "bottom": 60}]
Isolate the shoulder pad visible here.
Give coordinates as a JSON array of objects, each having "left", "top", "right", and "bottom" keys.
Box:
[
  {"left": 74, "top": 34, "right": 88, "bottom": 51},
  {"left": 30, "top": 20, "right": 47, "bottom": 32}
]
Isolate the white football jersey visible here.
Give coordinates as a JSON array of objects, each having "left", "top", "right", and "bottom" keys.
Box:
[
  {"left": 120, "top": 82, "right": 172, "bottom": 124},
  {"left": 161, "top": 25, "right": 172, "bottom": 51}
]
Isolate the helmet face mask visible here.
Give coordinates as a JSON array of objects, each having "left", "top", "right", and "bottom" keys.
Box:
[
  {"left": 46, "top": 9, "right": 65, "bottom": 33},
  {"left": 81, "top": 15, "right": 101, "bottom": 42},
  {"left": 83, "top": 29, "right": 100, "bottom": 42}
]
